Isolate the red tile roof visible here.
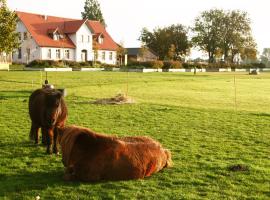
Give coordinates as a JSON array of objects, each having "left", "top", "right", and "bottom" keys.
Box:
[
  {"left": 16, "top": 11, "right": 118, "bottom": 51},
  {"left": 88, "top": 21, "right": 118, "bottom": 51}
]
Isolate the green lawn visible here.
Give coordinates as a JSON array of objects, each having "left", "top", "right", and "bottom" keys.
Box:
[{"left": 0, "top": 71, "right": 269, "bottom": 199}]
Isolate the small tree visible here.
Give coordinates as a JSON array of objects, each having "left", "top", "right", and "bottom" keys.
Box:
[
  {"left": 260, "top": 48, "right": 270, "bottom": 67},
  {"left": 0, "top": 0, "right": 19, "bottom": 61},
  {"left": 92, "top": 39, "right": 99, "bottom": 66},
  {"left": 139, "top": 24, "right": 190, "bottom": 60},
  {"left": 116, "top": 41, "right": 126, "bottom": 66},
  {"left": 81, "top": 0, "right": 106, "bottom": 26}
]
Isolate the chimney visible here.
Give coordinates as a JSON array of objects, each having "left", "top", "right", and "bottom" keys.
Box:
[{"left": 43, "top": 15, "right": 48, "bottom": 21}]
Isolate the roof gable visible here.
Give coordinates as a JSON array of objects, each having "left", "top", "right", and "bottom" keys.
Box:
[
  {"left": 16, "top": 11, "right": 118, "bottom": 51},
  {"left": 87, "top": 21, "right": 118, "bottom": 51}
]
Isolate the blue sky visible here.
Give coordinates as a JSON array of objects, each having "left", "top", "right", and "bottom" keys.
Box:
[{"left": 7, "top": 0, "right": 270, "bottom": 57}]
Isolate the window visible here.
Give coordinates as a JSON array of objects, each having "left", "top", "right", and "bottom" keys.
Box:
[
  {"left": 47, "top": 49, "right": 51, "bottom": 59},
  {"left": 94, "top": 52, "right": 98, "bottom": 60},
  {"left": 53, "top": 33, "right": 60, "bottom": 41},
  {"left": 23, "top": 32, "right": 28, "bottom": 40},
  {"left": 88, "top": 35, "right": 90, "bottom": 43},
  {"left": 102, "top": 51, "right": 105, "bottom": 60},
  {"left": 65, "top": 50, "right": 70, "bottom": 59},
  {"left": 81, "top": 35, "right": 84, "bottom": 42},
  {"left": 109, "top": 52, "right": 113, "bottom": 60},
  {"left": 56, "top": 49, "right": 61, "bottom": 59},
  {"left": 18, "top": 48, "right": 22, "bottom": 59},
  {"left": 99, "top": 36, "right": 104, "bottom": 44}
]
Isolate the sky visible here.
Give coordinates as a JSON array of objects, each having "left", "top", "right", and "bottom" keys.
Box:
[{"left": 7, "top": 0, "right": 270, "bottom": 58}]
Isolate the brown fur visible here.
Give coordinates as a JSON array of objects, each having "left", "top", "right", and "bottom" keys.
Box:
[
  {"left": 29, "top": 88, "right": 68, "bottom": 154},
  {"left": 57, "top": 126, "right": 172, "bottom": 182}
]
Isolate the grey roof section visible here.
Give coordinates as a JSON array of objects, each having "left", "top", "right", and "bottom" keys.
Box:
[
  {"left": 126, "top": 48, "right": 158, "bottom": 57},
  {"left": 126, "top": 48, "right": 140, "bottom": 56}
]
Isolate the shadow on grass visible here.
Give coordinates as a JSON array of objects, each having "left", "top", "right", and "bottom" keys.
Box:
[
  {"left": 0, "top": 169, "right": 79, "bottom": 197},
  {"left": 0, "top": 79, "right": 36, "bottom": 85},
  {"left": 0, "top": 90, "right": 32, "bottom": 100}
]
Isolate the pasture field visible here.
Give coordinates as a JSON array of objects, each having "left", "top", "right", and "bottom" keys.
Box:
[{"left": 0, "top": 71, "right": 269, "bottom": 200}]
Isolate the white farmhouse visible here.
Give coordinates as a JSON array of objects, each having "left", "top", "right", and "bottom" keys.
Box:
[{"left": 13, "top": 11, "right": 118, "bottom": 65}]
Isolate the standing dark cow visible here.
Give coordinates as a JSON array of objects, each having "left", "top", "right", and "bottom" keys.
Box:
[
  {"left": 58, "top": 125, "right": 172, "bottom": 182},
  {"left": 29, "top": 88, "right": 68, "bottom": 154}
]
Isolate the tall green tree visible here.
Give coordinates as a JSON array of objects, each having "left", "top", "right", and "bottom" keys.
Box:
[
  {"left": 81, "top": 0, "right": 106, "bottom": 26},
  {"left": 139, "top": 24, "right": 190, "bottom": 61},
  {"left": 192, "top": 9, "right": 225, "bottom": 63},
  {"left": 221, "top": 10, "right": 255, "bottom": 62},
  {"left": 0, "top": 0, "right": 19, "bottom": 55},
  {"left": 192, "top": 9, "right": 257, "bottom": 63}
]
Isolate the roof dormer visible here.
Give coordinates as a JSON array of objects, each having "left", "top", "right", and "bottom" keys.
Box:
[
  {"left": 97, "top": 33, "right": 104, "bottom": 44},
  {"left": 47, "top": 27, "right": 64, "bottom": 41}
]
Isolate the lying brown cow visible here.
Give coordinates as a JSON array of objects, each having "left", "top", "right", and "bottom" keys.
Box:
[{"left": 57, "top": 126, "right": 172, "bottom": 181}]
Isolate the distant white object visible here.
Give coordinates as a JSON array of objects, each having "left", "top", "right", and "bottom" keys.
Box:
[
  {"left": 35, "top": 195, "right": 40, "bottom": 200},
  {"left": 249, "top": 69, "right": 260, "bottom": 75}
]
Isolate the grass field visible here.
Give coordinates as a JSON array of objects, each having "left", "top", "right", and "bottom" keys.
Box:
[{"left": 0, "top": 71, "right": 269, "bottom": 200}]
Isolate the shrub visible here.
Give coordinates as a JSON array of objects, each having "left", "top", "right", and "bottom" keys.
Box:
[{"left": 163, "top": 61, "right": 182, "bottom": 69}]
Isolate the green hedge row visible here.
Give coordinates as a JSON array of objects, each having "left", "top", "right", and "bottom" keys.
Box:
[
  {"left": 127, "top": 61, "right": 265, "bottom": 69},
  {"left": 26, "top": 60, "right": 105, "bottom": 68},
  {"left": 25, "top": 59, "right": 266, "bottom": 69}
]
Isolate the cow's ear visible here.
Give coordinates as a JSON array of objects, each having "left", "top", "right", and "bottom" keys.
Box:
[{"left": 56, "top": 91, "right": 63, "bottom": 99}]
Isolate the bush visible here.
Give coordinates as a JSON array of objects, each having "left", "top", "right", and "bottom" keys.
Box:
[
  {"left": 163, "top": 61, "right": 182, "bottom": 69},
  {"left": 127, "top": 60, "right": 164, "bottom": 69}
]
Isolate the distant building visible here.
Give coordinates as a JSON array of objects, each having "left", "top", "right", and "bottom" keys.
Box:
[
  {"left": 13, "top": 11, "right": 118, "bottom": 65},
  {"left": 126, "top": 48, "right": 158, "bottom": 62}
]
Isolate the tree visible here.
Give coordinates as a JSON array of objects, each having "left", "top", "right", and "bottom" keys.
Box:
[
  {"left": 239, "top": 36, "right": 257, "bottom": 63},
  {"left": 139, "top": 24, "right": 190, "bottom": 60},
  {"left": 221, "top": 10, "right": 255, "bottom": 63},
  {"left": 116, "top": 41, "right": 126, "bottom": 66},
  {"left": 260, "top": 48, "right": 270, "bottom": 67},
  {"left": 192, "top": 9, "right": 226, "bottom": 63},
  {"left": 81, "top": 0, "right": 106, "bottom": 26},
  {"left": 192, "top": 9, "right": 257, "bottom": 63},
  {"left": 0, "top": 0, "right": 19, "bottom": 57}
]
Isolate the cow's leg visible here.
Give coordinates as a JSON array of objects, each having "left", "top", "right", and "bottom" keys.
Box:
[
  {"left": 53, "top": 128, "right": 59, "bottom": 155},
  {"left": 46, "top": 129, "right": 54, "bottom": 154},
  {"left": 41, "top": 127, "right": 47, "bottom": 145},
  {"left": 63, "top": 166, "right": 75, "bottom": 181},
  {"left": 30, "top": 123, "right": 40, "bottom": 144}
]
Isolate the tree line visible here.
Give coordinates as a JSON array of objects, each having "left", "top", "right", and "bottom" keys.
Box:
[{"left": 139, "top": 9, "right": 257, "bottom": 64}]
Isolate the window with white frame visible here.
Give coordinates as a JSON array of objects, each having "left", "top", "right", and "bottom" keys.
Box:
[
  {"left": 102, "top": 51, "right": 105, "bottom": 60},
  {"left": 47, "top": 49, "right": 51, "bottom": 59},
  {"left": 81, "top": 35, "right": 84, "bottom": 42},
  {"left": 65, "top": 50, "right": 70, "bottom": 59},
  {"left": 109, "top": 52, "right": 113, "bottom": 60},
  {"left": 88, "top": 35, "right": 90, "bottom": 43},
  {"left": 56, "top": 49, "right": 61, "bottom": 59}
]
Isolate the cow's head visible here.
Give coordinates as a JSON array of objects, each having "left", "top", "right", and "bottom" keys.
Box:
[{"left": 44, "top": 90, "right": 63, "bottom": 128}]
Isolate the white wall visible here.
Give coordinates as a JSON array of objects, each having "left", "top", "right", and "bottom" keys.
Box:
[
  {"left": 13, "top": 20, "right": 41, "bottom": 63},
  {"left": 71, "top": 23, "right": 93, "bottom": 62},
  {"left": 40, "top": 47, "right": 75, "bottom": 61},
  {"left": 96, "top": 50, "right": 117, "bottom": 65}
]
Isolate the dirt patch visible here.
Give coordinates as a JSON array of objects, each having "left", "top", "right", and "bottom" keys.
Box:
[
  {"left": 228, "top": 164, "right": 249, "bottom": 172},
  {"left": 94, "top": 94, "right": 135, "bottom": 105}
]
